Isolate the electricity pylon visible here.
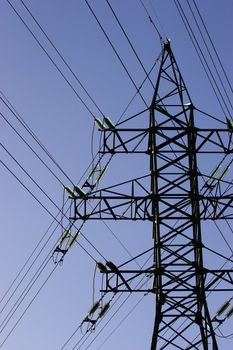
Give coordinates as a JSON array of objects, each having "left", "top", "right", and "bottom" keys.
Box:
[{"left": 57, "top": 41, "right": 233, "bottom": 349}]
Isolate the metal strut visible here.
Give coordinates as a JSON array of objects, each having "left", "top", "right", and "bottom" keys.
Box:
[{"left": 65, "top": 41, "right": 232, "bottom": 349}]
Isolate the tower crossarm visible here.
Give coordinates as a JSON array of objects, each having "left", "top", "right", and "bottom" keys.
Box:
[{"left": 101, "top": 126, "right": 232, "bottom": 154}]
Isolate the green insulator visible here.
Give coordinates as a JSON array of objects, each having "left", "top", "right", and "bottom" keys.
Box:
[
  {"left": 88, "top": 301, "right": 100, "bottom": 316},
  {"left": 95, "top": 118, "right": 105, "bottom": 130},
  {"left": 74, "top": 185, "right": 86, "bottom": 197},
  {"left": 226, "top": 118, "right": 233, "bottom": 131},
  {"left": 98, "top": 302, "right": 110, "bottom": 318},
  {"left": 68, "top": 231, "right": 80, "bottom": 249},
  {"left": 218, "top": 166, "right": 229, "bottom": 181},
  {"left": 96, "top": 164, "right": 108, "bottom": 183},
  {"left": 209, "top": 164, "right": 221, "bottom": 179},
  {"left": 87, "top": 163, "right": 99, "bottom": 181},
  {"left": 216, "top": 300, "right": 231, "bottom": 316},
  {"left": 60, "top": 230, "right": 70, "bottom": 245},
  {"left": 226, "top": 306, "right": 233, "bottom": 318},
  {"left": 64, "top": 187, "right": 75, "bottom": 197},
  {"left": 96, "top": 262, "right": 107, "bottom": 273},
  {"left": 106, "top": 261, "right": 118, "bottom": 273},
  {"left": 104, "top": 116, "right": 115, "bottom": 130}
]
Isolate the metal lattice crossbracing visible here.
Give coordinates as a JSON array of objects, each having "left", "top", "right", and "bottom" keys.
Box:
[{"left": 56, "top": 42, "right": 233, "bottom": 349}]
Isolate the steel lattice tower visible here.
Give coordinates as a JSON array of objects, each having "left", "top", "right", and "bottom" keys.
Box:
[{"left": 56, "top": 42, "right": 233, "bottom": 349}]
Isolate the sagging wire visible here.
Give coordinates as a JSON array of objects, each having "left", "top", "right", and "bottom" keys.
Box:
[
  {"left": 96, "top": 294, "right": 146, "bottom": 349},
  {"left": 6, "top": 0, "right": 98, "bottom": 120},
  {"left": 85, "top": 0, "right": 149, "bottom": 108},
  {"left": 0, "top": 92, "right": 74, "bottom": 186},
  {"left": 1, "top": 47, "right": 160, "bottom": 318},
  {"left": 0, "top": 263, "right": 58, "bottom": 349},
  {"left": 0, "top": 16, "right": 165, "bottom": 345},
  {"left": 76, "top": 254, "right": 154, "bottom": 350},
  {"left": 139, "top": 0, "right": 164, "bottom": 45},
  {"left": 59, "top": 250, "right": 153, "bottom": 349},
  {"left": 19, "top": 0, "right": 105, "bottom": 117}
]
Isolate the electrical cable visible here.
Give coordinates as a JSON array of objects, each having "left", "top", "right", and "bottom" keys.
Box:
[
  {"left": 1, "top": 63, "right": 150, "bottom": 271},
  {"left": 0, "top": 159, "right": 63, "bottom": 225},
  {"left": 174, "top": 0, "right": 233, "bottom": 122},
  {"left": 185, "top": 0, "right": 233, "bottom": 112},
  {"left": 0, "top": 106, "right": 155, "bottom": 342},
  {"left": 96, "top": 294, "right": 145, "bottom": 349},
  {"left": 76, "top": 253, "right": 153, "bottom": 350},
  {"left": 84, "top": 0, "right": 148, "bottom": 108},
  {"left": 19, "top": 0, "right": 105, "bottom": 117},
  {"left": 6, "top": 0, "right": 97, "bottom": 119},
  {"left": 106, "top": 1, "right": 187, "bottom": 164},
  {"left": 3, "top": 0, "right": 142, "bottom": 266},
  {"left": 0, "top": 254, "right": 53, "bottom": 335},
  {"left": 106, "top": 0, "right": 157, "bottom": 90},
  {"left": 0, "top": 203, "right": 61, "bottom": 306},
  {"left": 1, "top": 111, "right": 109, "bottom": 263},
  {"left": 0, "top": 201, "right": 96, "bottom": 348},
  {"left": 2, "top": 140, "right": 108, "bottom": 263},
  {"left": 116, "top": 49, "right": 162, "bottom": 125},
  {"left": 139, "top": 0, "right": 163, "bottom": 44},
  {"left": 0, "top": 92, "right": 74, "bottom": 185},
  {"left": 58, "top": 251, "right": 153, "bottom": 349},
  {"left": 3, "top": 3, "right": 231, "bottom": 348},
  {"left": 0, "top": 9, "right": 164, "bottom": 284},
  {"left": 3, "top": 0, "right": 159, "bottom": 267},
  {"left": 174, "top": 0, "right": 231, "bottom": 121},
  {"left": 0, "top": 110, "right": 67, "bottom": 187},
  {"left": 0, "top": 159, "right": 99, "bottom": 262},
  {"left": 0, "top": 98, "right": 152, "bottom": 322},
  {"left": 0, "top": 214, "right": 65, "bottom": 316},
  {"left": 147, "top": 0, "right": 167, "bottom": 38},
  {"left": 0, "top": 6, "right": 164, "bottom": 344},
  {"left": 192, "top": 0, "right": 233, "bottom": 93},
  {"left": 216, "top": 328, "right": 233, "bottom": 339},
  {"left": 196, "top": 108, "right": 226, "bottom": 125},
  {"left": 0, "top": 218, "right": 98, "bottom": 345},
  {"left": 0, "top": 142, "right": 68, "bottom": 215},
  {"left": 0, "top": 263, "right": 58, "bottom": 349}
]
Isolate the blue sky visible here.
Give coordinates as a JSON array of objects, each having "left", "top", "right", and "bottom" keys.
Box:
[{"left": 0, "top": 1, "right": 232, "bottom": 349}]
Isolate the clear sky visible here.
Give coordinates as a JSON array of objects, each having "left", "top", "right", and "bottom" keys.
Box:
[{"left": 0, "top": 1, "right": 232, "bottom": 349}]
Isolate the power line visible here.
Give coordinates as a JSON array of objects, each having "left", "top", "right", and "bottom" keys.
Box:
[
  {"left": 0, "top": 92, "right": 74, "bottom": 185},
  {"left": 1, "top": 109, "right": 115, "bottom": 264},
  {"left": 84, "top": 0, "right": 148, "bottom": 108},
  {"left": 6, "top": 0, "right": 97, "bottom": 119},
  {"left": 0, "top": 110, "right": 68, "bottom": 187},
  {"left": 0, "top": 254, "right": 53, "bottom": 336},
  {"left": 5, "top": 1, "right": 167, "bottom": 274},
  {"left": 0, "top": 205, "right": 60, "bottom": 306},
  {"left": 0, "top": 263, "right": 58, "bottom": 349},
  {"left": 64, "top": 253, "right": 153, "bottom": 350},
  {"left": 96, "top": 294, "right": 145, "bottom": 350},
  {"left": 19, "top": 0, "right": 105, "bottom": 117},
  {"left": 138, "top": 0, "right": 163, "bottom": 44},
  {"left": 173, "top": 0, "right": 233, "bottom": 122},
  {"left": 79, "top": 274, "right": 152, "bottom": 349},
  {"left": 0, "top": 142, "right": 67, "bottom": 216},
  {"left": 0, "top": 166, "right": 100, "bottom": 347},
  {"left": 106, "top": 0, "right": 156, "bottom": 90},
  {"left": 0, "top": 159, "right": 100, "bottom": 262},
  {"left": 0, "top": 99, "right": 151, "bottom": 325},
  {"left": 1, "top": 159, "right": 63, "bottom": 225},
  {"left": 192, "top": 0, "right": 233, "bottom": 93},
  {"left": 1, "top": 68, "right": 145, "bottom": 270},
  {"left": 1, "top": 131, "right": 151, "bottom": 344},
  {"left": 185, "top": 0, "right": 233, "bottom": 112}
]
